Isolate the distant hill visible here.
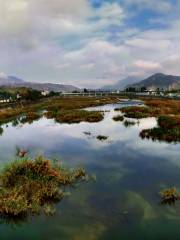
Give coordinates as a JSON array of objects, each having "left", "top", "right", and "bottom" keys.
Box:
[
  {"left": 127, "top": 73, "right": 180, "bottom": 90},
  {"left": 0, "top": 76, "right": 79, "bottom": 92},
  {"left": 0, "top": 76, "right": 24, "bottom": 86},
  {"left": 102, "top": 76, "right": 140, "bottom": 90}
]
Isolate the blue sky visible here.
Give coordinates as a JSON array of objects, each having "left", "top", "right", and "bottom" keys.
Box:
[{"left": 0, "top": 0, "right": 179, "bottom": 87}]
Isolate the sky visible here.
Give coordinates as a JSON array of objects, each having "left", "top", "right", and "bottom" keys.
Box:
[{"left": 0, "top": 0, "right": 180, "bottom": 88}]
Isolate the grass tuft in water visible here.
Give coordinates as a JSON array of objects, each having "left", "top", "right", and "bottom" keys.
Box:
[
  {"left": 0, "top": 156, "right": 87, "bottom": 217},
  {"left": 140, "top": 116, "right": 180, "bottom": 142},
  {"left": 160, "top": 187, "right": 180, "bottom": 205},
  {"left": 46, "top": 110, "right": 104, "bottom": 124},
  {"left": 96, "top": 135, "right": 108, "bottom": 141}
]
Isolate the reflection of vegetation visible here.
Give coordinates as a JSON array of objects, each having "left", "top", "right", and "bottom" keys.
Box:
[
  {"left": 160, "top": 188, "right": 180, "bottom": 205},
  {"left": 16, "top": 147, "right": 28, "bottom": 158},
  {"left": 20, "top": 112, "right": 41, "bottom": 124},
  {"left": 123, "top": 120, "right": 136, "bottom": 127},
  {"left": 113, "top": 115, "right": 124, "bottom": 122},
  {"left": 83, "top": 131, "right": 91, "bottom": 136},
  {"left": 46, "top": 110, "right": 104, "bottom": 124},
  {"left": 0, "top": 96, "right": 118, "bottom": 126},
  {"left": 0, "top": 126, "right": 3, "bottom": 135},
  {"left": 97, "top": 135, "right": 108, "bottom": 141},
  {"left": 140, "top": 116, "right": 180, "bottom": 142},
  {"left": 0, "top": 156, "right": 87, "bottom": 218},
  {"left": 12, "top": 119, "right": 19, "bottom": 127}
]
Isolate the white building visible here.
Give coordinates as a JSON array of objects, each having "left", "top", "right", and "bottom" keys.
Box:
[{"left": 41, "top": 90, "right": 50, "bottom": 96}]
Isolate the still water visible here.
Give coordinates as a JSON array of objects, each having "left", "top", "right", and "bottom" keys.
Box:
[{"left": 0, "top": 100, "right": 180, "bottom": 240}]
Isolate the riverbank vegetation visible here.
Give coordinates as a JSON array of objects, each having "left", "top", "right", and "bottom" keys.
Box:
[
  {"left": 45, "top": 109, "right": 104, "bottom": 124},
  {"left": 0, "top": 96, "right": 119, "bottom": 126},
  {"left": 121, "top": 106, "right": 157, "bottom": 119},
  {"left": 0, "top": 156, "right": 87, "bottom": 217},
  {"left": 118, "top": 99, "right": 180, "bottom": 142},
  {"left": 140, "top": 115, "right": 180, "bottom": 142}
]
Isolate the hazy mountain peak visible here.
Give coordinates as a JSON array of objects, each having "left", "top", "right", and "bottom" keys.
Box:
[
  {"left": 102, "top": 76, "right": 140, "bottom": 90},
  {"left": 127, "top": 73, "right": 180, "bottom": 90},
  {"left": 0, "top": 75, "right": 79, "bottom": 92}
]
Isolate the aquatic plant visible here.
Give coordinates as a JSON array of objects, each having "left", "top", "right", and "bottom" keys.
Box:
[
  {"left": 96, "top": 135, "right": 108, "bottom": 141},
  {"left": 53, "top": 110, "right": 104, "bottom": 124},
  {"left": 140, "top": 116, "right": 180, "bottom": 142},
  {"left": 121, "top": 106, "right": 156, "bottom": 119},
  {"left": 83, "top": 131, "right": 91, "bottom": 136},
  {"left": 0, "top": 156, "right": 87, "bottom": 217},
  {"left": 160, "top": 188, "right": 179, "bottom": 205}
]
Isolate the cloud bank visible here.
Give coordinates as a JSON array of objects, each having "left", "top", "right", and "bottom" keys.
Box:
[{"left": 0, "top": 0, "right": 179, "bottom": 87}]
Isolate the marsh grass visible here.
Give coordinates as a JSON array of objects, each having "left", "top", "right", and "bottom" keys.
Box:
[
  {"left": 0, "top": 156, "right": 87, "bottom": 217},
  {"left": 0, "top": 96, "right": 118, "bottom": 127},
  {"left": 160, "top": 188, "right": 180, "bottom": 205},
  {"left": 121, "top": 106, "right": 157, "bottom": 119},
  {"left": 45, "top": 110, "right": 104, "bottom": 124},
  {"left": 140, "top": 116, "right": 180, "bottom": 142}
]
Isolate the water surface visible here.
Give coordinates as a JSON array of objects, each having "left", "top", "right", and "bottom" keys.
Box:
[{"left": 0, "top": 100, "right": 180, "bottom": 240}]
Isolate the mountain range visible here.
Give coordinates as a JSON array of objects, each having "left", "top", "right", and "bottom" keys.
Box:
[
  {"left": 102, "top": 76, "right": 140, "bottom": 90},
  {"left": 127, "top": 73, "right": 180, "bottom": 90},
  {"left": 0, "top": 76, "right": 79, "bottom": 92},
  {"left": 102, "top": 73, "right": 180, "bottom": 91}
]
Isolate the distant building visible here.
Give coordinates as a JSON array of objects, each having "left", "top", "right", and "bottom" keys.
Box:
[
  {"left": 41, "top": 90, "right": 50, "bottom": 96},
  {"left": 0, "top": 99, "right": 11, "bottom": 103}
]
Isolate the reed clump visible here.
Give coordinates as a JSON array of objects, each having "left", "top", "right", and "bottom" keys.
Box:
[
  {"left": 160, "top": 187, "right": 180, "bottom": 205},
  {"left": 0, "top": 156, "right": 86, "bottom": 217},
  {"left": 121, "top": 106, "right": 157, "bottom": 119},
  {"left": 140, "top": 115, "right": 180, "bottom": 142},
  {"left": 96, "top": 135, "right": 108, "bottom": 141},
  {"left": 46, "top": 110, "right": 104, "bottom": 124}
]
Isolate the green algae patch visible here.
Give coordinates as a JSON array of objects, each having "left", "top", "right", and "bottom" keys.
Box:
[{"left": 0, "top": 156, "right": 87, "bottom": 217}]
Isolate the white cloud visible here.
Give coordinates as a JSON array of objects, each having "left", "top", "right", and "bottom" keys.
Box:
[
  {"left": 134, "top": 60, "right": 162, "bottom": 70},
  {"left": 0, "top": 0, "right": 179, "bottom": 87}
]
